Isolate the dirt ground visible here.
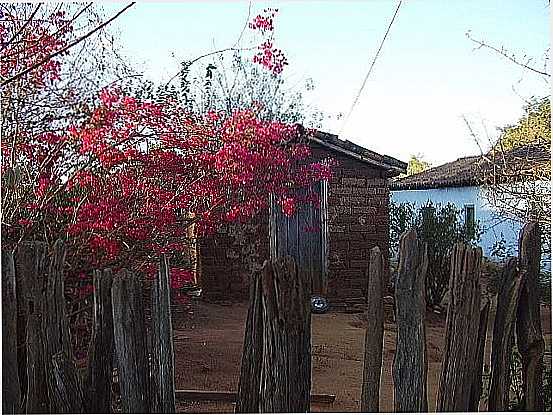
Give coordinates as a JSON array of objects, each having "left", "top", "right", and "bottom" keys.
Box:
[{"left": 172, "top": 299, "right": 551, "bottom": 413}]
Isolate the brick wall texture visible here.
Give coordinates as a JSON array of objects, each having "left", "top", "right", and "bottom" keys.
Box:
[{"left": 199, "top": 143, "right": 391, "bottom": 309}]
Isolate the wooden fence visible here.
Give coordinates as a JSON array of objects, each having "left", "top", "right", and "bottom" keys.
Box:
[
  {"left": 1, "top": 240, "right": 176, "bottom": 414},
  {"left": 2, "top": 221, "right": 547, "bottom": 413},
  {"left": 358, "top": 221, "right": 546, "bottom": 412},
  {"left": 235, "top": 221, "right": 546, "bottom": 412}
]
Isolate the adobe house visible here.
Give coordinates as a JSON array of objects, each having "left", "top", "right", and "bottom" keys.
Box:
[{"left": 198, "top": 130, "right": 406, "bottom": 311}]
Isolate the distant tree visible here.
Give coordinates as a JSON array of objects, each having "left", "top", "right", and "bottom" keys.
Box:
[
  {"left": 464, "top": 28, "right": 551, "bottom": 247},
  {"left": 496, "top": 97, "right": 551, "bottom": 150},
  {"left": 395, "top": 154, "right": 431, "bottom": 179},
  {"left": 406, "top": 154, "right": 432, "bottom": 176}
]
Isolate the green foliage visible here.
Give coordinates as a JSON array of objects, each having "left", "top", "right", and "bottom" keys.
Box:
[
  {"left": 497, "top": 97, "right": 551, "bottom": 150},
  {"left": 389, "top": 201, "right": 416, "bottom": 256},
  {"left": 406, "top": 154, "right": 432, "bottom": 176},
  {"left": 390, "top": 200, "right": 481, "bottom": 307}
]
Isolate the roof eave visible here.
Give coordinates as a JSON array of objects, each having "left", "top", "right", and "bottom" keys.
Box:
[{"left": 309, "top": 135, "right": 407, "bottom": 175}]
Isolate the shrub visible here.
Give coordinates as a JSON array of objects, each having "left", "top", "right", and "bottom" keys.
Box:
[{"left": 390, "top": 200, "right": 480, "bottom": 307}]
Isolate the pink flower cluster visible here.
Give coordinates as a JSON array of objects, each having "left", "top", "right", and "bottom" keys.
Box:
[
  {"left": 253, "top": 40, "right": 288, "bottom": 75},
  {"left": 249, "top": 9, "right": 288, "bottom": 75},
  {"left": 248, "top": 8, "right": 277, "bottom": 33}
]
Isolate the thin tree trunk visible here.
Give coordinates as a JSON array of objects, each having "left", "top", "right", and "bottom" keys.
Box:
[
  {"left": 361, "top": 246, "right": 384, "bottom": 412},
  {"left": 516, "top": 222, "right": 545, "bottom": 411},
  {"left": 393, "top": 229, "right": 428, "bottom": 412},
  {"left": 260, "top": 257, "right": 311, "bottom": 413},
  {"left": 437, "top": 243, "right": 483, "bottom": 411},
  {"left": 488, "top": 257, "right": 524, "bottom": 411}
]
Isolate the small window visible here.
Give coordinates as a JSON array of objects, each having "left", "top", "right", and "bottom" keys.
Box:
[
  {"left": 464, "top": 204, "right": 475, "bottom": 228},
  {"left": 464, "top": 204, "right": 476, "bottom": 239}
]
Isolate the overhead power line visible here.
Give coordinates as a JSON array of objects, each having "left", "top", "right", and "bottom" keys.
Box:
[{"left": 339, "top": 0, "right": 403, "bottom": 134}]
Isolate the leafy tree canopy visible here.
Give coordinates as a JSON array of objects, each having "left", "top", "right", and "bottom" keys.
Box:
[
  {"left": 403, "top": 154, "right": 432, "bottom": 177},
  {"left": 496, "top": 96, "right": 551, "bottom": 151}
]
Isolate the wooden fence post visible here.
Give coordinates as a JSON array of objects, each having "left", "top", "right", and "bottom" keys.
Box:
[
  {"left": 112, "top": 269, "right": 151, "bottom": 413},
  {"left": 361, "top": 246, "right": 384, "bottom": 412},
  {"left": 393, "top": 229, "right": 428, "bottom": 412},
  {"left": 437, "top": 243, "right": 483, "bottom": 411},
  {"left": 150, "top": 255, "right": 176, "bottom": 413},
  {"left": 469, "top": 299, "right": 491, "bottom": 411},
  {"left": 14, "top": 241, "right": 49, "bottom": 409},
  {"left": 50, "top": 352, "right": 85, "bottom": 413},
  {"left": 2, "top": 250, "right": 21, "bottom": 414},
  {"left": 43, "top": 240, "right": 83, "bottom": 413},
  {"left": 84, "top": 269, "right": 114, "bottom": 414},
  {"left": 260, "top": 257, "right": 311, "bottom": 413},
  {"left": 516, "top": 222, "right": 545, "bottom": 411},
  {"left": 488, "top": 257, "right": 524, "bottom": 411},
  {"left": 26, "top": 300, "right": 49, "bottom": 414},
  {"left": 236, "top": 270, "right": 264, "bottom": 413},
  {"left": 14, "top": 242, "right": 50, "bottom": 413}
]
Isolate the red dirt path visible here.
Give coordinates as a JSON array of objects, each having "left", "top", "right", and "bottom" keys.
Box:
[{"left": 173, "top": 300, "right": 551, "bottom": 413}]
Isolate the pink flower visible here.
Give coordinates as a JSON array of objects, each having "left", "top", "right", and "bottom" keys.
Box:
[
  {"left": 18, "top": 218, "right": 32, "bottom": 227},
  {"left": 280, "top": 196, "right": 296, "bottom": 217}
]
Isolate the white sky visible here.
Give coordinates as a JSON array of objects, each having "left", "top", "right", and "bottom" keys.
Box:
[{"left": 103, "top": 0, "right": 551, "bottom": 165}]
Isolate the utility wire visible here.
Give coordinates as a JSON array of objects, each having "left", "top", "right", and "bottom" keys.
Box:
[{"left": 339, "top": 0, "right": 403, "bottom": 134}]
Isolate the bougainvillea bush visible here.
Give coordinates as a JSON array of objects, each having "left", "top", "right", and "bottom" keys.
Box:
[{"left": 1, "top": 6, "right": 334, "bottom": 292}]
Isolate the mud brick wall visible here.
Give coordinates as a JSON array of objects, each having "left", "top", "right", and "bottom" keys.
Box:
[
  {"left": 312, "top": 145, "right": 391, "bottom": 311},
  {"left": 199, "top": 215, "right": 269, "bottom": 302},
  {"left": 200, "top": 143, "right": 392, "bottom": 308}
]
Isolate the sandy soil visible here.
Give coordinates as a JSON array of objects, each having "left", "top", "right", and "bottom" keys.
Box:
[{"left": 173, "top": 299, "right": 551, "bottom": 413}]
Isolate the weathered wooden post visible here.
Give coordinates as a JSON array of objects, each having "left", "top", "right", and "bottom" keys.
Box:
[
  {"left": 14, "top": 241, "right": 49, "bottom": 411},
  {"left": 15, "top": 242, "right": 50, "bottom": 413},
  {"left": 43, "top": 240, "right": 84, "bottom": 413},
  {"left": 26, "top": 298, "right": 49, "bottom": 413},
  {"left": 2, "top": 250, "right": 21, "bottom": 414},
  {"left": 361, "top": 246, "right": 384, "bottom": 412},
  {"left": 488, "top": 257, "right": 524, "bottom": 411},
  {"left": 516, "top": 222, "right": 545, "bottom": 411},
  {"left": 50, "top": 352, "right": 85, "bottom": 413},
  {"left": 112, "top": 269, "right": 151, "bottom": 413},
  {"left": 436, "top": 243, "right": 483, "bottom": 411},
  {"left": 150, "top": 255, "right": 176, "bottom": 413},
  {"left": 236, "top": 270, "right": 264, "bottom": 413},
  {"left": 260, "top": 256, "right": 311, "bottom": 413},
  {"left": 84, "top": 269, "right": 114, "bottom": 414},
  {"left": 469, "top": 299, "right": 491, "bottom": 411},
  {"left": 393, "top": 229, "right": 428, "bottom": 412}
]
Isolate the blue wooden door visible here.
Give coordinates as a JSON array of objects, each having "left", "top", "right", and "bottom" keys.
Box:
[{"left": 269, "top": 181, "right": 328, "bottom": 295}]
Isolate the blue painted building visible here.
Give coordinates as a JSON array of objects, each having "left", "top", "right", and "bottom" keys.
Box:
[
  {"left": 391, "top": 184, "right": 522, "bottom": 259},
  {"left": 390, "top": 147, "right": 550, "bottom": 270}
]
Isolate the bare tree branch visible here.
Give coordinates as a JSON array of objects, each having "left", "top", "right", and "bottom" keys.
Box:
[
  {"left": 1, "top": 2, "right": 135, "bottom": 88},
  {"left": 0, "top": 3, "right": 41, "bottom": 51},
  {"left": 466, "top": 31, "right": 550, "bottom": 78}
]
